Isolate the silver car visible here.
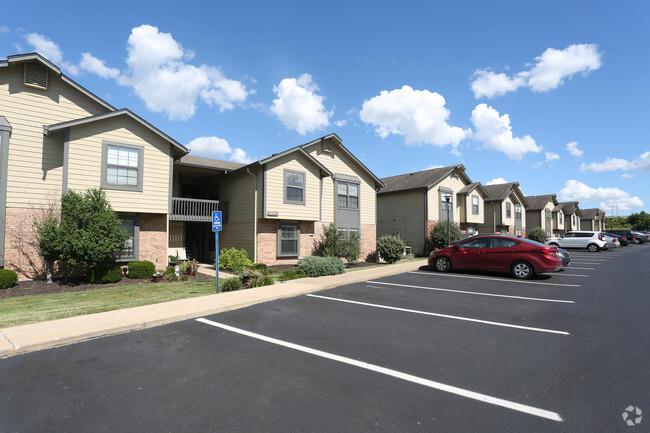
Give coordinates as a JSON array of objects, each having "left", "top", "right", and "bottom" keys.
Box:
[{"left": 601, "top": 233, "right": 620, "bottom": 249}]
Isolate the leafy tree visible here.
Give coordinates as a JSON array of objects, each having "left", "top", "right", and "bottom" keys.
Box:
[
  {"left": 607, "top": 216, "right": 631, "bottom": 229},
  {"left": 628, "top": 211, "right": 650, "bottom": 230},
  {"left": 430, "top": 220, "right": 462, "bottom": 249},
  {"left": 34, "top": 213, "right": 63, "bottom": 283}
]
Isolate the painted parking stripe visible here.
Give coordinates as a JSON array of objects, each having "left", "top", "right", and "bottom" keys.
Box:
[
  {"left": 565, "top": 267, "right": 594, "bottom": 270},
  {"left": 409, "top": 271, "right": 581, "bottom": 287},
  {"left": 196, "top": 318, "right": 564, "bottom": 422},
  {"left": 365, "top": 280, "right": 574, "bottom": 304},
  {"left": 307, "top": 294, "right": 570, "bottom": 336},
  {"left": 548, "top": 273, "right": 588, "bottom": 278}
]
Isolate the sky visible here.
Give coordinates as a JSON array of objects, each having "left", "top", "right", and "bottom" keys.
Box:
[{"left": 2, "top": 0, "right": 649, "bottom": 215}]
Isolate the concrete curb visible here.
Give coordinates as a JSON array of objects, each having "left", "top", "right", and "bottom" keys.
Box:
[{"left": 0, "top": 259, "right": 427, "bottom": 358}]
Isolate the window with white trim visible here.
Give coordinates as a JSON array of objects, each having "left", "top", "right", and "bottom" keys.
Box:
[
  {"left": 471, "top": 195, "right": 479, "bottom": 214},
  {"left": 278, "top": 222, "right": 300, "bottom": 256},
  {"left": 116, "top": 216, "right": 138, "bottom": 261},
  {"left": 101, "top": 142, "right": 143, "bottom": 192},
  {"left": 515, "top": 204, "right": 522, "bottom": 220},
  {"left": 337, "top": 182, "right": 359, "bottom": 209},
  {"left": 284, "top": 170, "right": 305, "bottom": 205},
  {"left": 506, "top": 202, "right": 512, "bottom": 219}
]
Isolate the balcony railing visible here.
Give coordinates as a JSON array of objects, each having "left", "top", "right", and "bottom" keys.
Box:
[{"left": 170, "top": 197, "right": 220, "bottom": 222}]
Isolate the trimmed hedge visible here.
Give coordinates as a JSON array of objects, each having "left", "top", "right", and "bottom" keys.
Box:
[
  {"left": 87, "top": 264, "right": 123, "bottom": 284},
  {"left": 127, "top": 261, "right": 156, "bottom": 279},
  {"left": 298, "top": 256, "right": 345, "bottom": 277},
  {"left": 527, "top": 227, "right": 548, "bottom": 243},
  {"left": 0, "top": 269, "right": 18, "bottom": 290},
  {"left": 430, "top": 221, "right": 462, "bottom": 249},
  {"left": 377, "top": 235, "right": 405, "bottom": 264}
]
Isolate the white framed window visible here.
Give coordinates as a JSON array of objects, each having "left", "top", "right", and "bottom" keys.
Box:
[
  {"left": 284, "top": 170, "right": 305, "bottom": 205},
  {"left": 116, "top": 215, "right": 138, "bottom": 261},
  {"left": 278, "top": 222, "right": 300, "bottom": 257},
  {"left": 101, "top": 142, "right": 143, "bottom": 192},
  {"left": 515, "top": 204, "right": 522, "bottom": 220},
  {"left": 506, "top": 202, "right": 512, "bottom": 219},
  {"left": 515, "top": 228, "right": 522, "bottom": 236},
  {"left": 337, "top": 182, "right": 359, "bottom": 209},
  {"left": 471, "top": 195, "right": 479, "bottom": 214}
]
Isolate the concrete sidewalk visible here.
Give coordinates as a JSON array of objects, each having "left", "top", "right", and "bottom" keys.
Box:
[{"left": 0, "top": 260, "right": 427, "bottom": 358}]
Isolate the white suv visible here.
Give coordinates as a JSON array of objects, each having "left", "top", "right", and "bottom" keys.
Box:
[{"left": 546, "top": 231, "right": 607, "bottom": 252}]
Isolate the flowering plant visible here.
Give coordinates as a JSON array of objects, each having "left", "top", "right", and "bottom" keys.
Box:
[
  {"left": 239, "top": 268, "right": 257, "bottom": 278},
  {"left": 187, "top": 259, "right": 199, "bottom": 273}
]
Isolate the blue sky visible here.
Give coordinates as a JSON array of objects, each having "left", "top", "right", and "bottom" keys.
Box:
[{"left": 2, "top": 0, "right": 649, "bottom": 214}]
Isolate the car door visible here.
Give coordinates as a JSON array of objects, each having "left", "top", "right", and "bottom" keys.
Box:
[
  {"left": 484, "top": 237, "right": 520, "bottom": 272},
  {"left": 453, "top": 237, "right": 491, "bottom": 270},
  {"left": 561, "top": 232, "right": 577, "bottom": 248}
]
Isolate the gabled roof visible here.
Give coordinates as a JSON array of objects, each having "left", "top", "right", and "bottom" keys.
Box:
[
  {"left": 557, "top": 201, "right": 582, "bottom": 217},
  {"left": 483, "top": 182, "right": 529, "bottom": 207},
  {"left": 175, "top": 155, "right": 246, "bottom": 172},
  {"left": 457, "top": 182, "right": 489, "bottom": 197},
  {"left": 1, "top": 53, "right": 115, "bottom": 111},
  {"left": 580, "top": 208, "right": 605, "bottom": 220},
  {"left": 379, "top": 165, "right": 466, "bottom": 194},
  {"left": 230, "top": 144, "right": 333, "bottom": 177},
  {"left": 44, "top": 109, "right": 189, "bottom": 157},
  {"left": 524, "top": 194, "right": 558, "bottom": 210}
]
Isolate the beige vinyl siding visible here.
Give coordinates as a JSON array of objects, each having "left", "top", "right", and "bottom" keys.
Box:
[
  {"left": 1, "top": 64, "right": 109, "bottom": 207},
  {"left": 264, "top": 153, "right": 321, "bottom": 221},
  {"left": 465, "top": 193, "right": 485, "bottom": 224},
  {"left": 426, "top": 174, "right": 467, "bottom": 221},
  {"left": 543, "top": 203, "right": 554, "bottom": 232},
  {"left": 66, "top": 117, "right": 171, "bottom": 213},
  {"left": 219, "top": 171, "right": 256, "bottom": 258},
  {"left": 377, "top": 190, "right": 426, "bottom": 254},
  {"left": 501, "top": 196, "right": 515, "bottom": 226},
  {"left": 306, "top": 145, "right": 376, "bottom": 225}
]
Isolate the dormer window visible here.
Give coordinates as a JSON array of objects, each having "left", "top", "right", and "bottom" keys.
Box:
[{"left": 24, "top": 62, "right": 48, "bottom": 89}]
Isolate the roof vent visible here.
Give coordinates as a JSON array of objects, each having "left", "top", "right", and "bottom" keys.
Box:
[
  {"left": 24, "top": 62, "right": 48, "bottom": 89},
  {"left": 322, "top": 138, "right": 332, "bottom": 152}
]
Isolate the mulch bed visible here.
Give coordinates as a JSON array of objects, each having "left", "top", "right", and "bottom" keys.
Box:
[
  {"left": 0, "top": 261, "right": 384, "bottom": 300},
  {"left": 0, "top": 272, "right": 214, "bottom": 300}
]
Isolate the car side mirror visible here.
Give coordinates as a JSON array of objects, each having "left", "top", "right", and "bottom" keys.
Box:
[{"left": 560, "top": 234, "right": 565, "bottom": 238}]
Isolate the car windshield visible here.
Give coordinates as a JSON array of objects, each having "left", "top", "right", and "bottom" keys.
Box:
[{"left": 517, "top": 237, "right": 547, "bottom": 247}]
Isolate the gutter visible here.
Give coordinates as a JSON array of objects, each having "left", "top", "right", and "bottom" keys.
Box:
[{"left": 246, "top": 168, "right": 258, "bottom": 263}]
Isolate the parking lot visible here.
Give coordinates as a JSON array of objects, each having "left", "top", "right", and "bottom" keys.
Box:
[{"left": 2, "top": 244, "right": 649, "bottom": 432}]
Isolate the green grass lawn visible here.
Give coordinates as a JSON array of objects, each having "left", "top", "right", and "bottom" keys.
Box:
[{"left": 0, "top": 280, "right": 219, "bottom": 328}]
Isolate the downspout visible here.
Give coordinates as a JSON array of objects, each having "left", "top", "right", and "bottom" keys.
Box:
[
  {"left": 246, "top": 167, "right": 258, "bottom": 263},
  {"left": 423, "top": 188, "right": 428, "bottom": 255}
]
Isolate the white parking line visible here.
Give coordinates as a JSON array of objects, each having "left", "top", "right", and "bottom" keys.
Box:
[
  {"left": 549, "top": 273, "right": 588, "bottom": 278},
  {"left": 307, "top": 294, "right": 570, "bottom": 336},
  {"left": 196, "top": 318, "right": 564, "bottom": 422},
  {"left": 365, "top": 281, "right": 574, "bottom": 303},
  {"left": 409, "top": 271, "right": 581, "bottom": 287},
  {"left": 565, "top": 267, "right": 594, "bottom": 270}
]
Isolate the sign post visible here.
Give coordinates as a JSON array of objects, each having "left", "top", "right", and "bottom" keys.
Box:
[{"left": 212, "top": 211, "right": 222, "bottom": 293}]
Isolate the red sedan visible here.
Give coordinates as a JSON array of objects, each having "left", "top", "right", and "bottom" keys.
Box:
[{"left": 428, "top": 234, "right": 562, "bottom": 279}]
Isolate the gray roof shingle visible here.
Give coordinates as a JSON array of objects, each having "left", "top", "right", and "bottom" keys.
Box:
[{"left": 379, "top": 165, "right": 463, "bottom": 194}]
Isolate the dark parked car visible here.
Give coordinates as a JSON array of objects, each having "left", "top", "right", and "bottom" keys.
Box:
[
  {"left": 606, "top": 229, "right": 637, "bottom": 244},
  {"left": 602, "top": 232, "right": 629, "bottom": 246},
  {"left": 428, "top": 234, "right": 562, "bottom": 279},
  {"left": 557, "top": 248, "right": 571, "bottom": 266}
]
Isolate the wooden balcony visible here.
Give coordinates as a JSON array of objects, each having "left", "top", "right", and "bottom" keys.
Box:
[{"left": 170, "top": 197, "right": 222, "bottom": 222}]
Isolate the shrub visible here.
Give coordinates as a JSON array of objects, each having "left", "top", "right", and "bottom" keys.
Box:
[
  {"left": 430, "top": 221, "right": 462, "bottom": 250},
  {"left": 180, "top": 274, "right": 190, "bottom": 281},
  {"left": 376, "top": 235, "right": 406, "bottom": 264},
  {"left": 166, "top": 274, "right": 179, "bottom": 282},
  {"left": 342, "top": 231, "right": 361, "bottom": 264},
  {"left": 219, "top": 248, "right": 253, "bottom": 272},
  {"left": 0, "top": 269, "right": 18, "bottom": 290},
  {"left": 248, "top": 275, "right": 275, "bottom": 288},
  {"left": 250, "top": 263, "right": 270, "bottom": 275},
  {"left": 527, "top": 227, "right": 548, "bottom": 243},
  {"left": 298, "top": 256, "right": 345, "bottom": 277},
  {"left": 127, "top": 261, "right": 156, "bottom": 279},
  {"left": 220, "top": 276, "right": 243, "bottom": 292},
  {"left": 279, "top": 269, "right": 308, "bottom": 281},
  {"left": 87, "top": 264, "right": 122, "bottom": 284},
  {"left": 317, "top": 223, "right": 361, "bottom": 264}
]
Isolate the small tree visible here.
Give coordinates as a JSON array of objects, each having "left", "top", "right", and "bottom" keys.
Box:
[
  {"left": 527, "top": 227, "right": 548, "bottom": 243},
  {"left": 317, "top": 223, "right": 361, "bottom": 264},
  {"left": 376, "top": 235, "right": 405, "bottom": 264},
  {"left": 34, "top": 214, "right": 63, "bottom": 283},
  {"left": 430, "top": 220, "right": 462, "bottom": 249}
]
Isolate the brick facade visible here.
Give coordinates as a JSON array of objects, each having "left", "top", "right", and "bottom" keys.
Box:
[{"left": 139, "top": 213, "right": 168, "bottom": 270}]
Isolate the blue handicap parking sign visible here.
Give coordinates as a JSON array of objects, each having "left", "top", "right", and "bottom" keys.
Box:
[{"left": 212, "top": 211, "right": 222, "bottom": 231}]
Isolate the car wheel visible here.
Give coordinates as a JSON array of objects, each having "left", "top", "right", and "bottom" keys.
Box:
[
  {"left": 549, "top": 242, "right": 559, "bottom": 247},
  {"left": 587, "top": 243, "right": 599, "bottom": 252},
  {"left": 511, "top": 260, "right": 533, "bottom": 279},
  {"left": 434, "top": 256, "right": 451, "bottom": 272}
]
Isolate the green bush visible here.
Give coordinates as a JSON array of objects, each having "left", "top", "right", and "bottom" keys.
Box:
[
  {"left": 376, "top": 235, "right": 406, "bottom": 264},
  {"left": 0, "top": 269, "right": 18, "bottom": 290},
  {"left": 279, "top": 269, "right": 308, "bottom": 281},
  {"left": 218, "top": 248, "right": 253, "bottom": 272},
  {"left": 248, "top": 275, "right": 275, "bottom": 288},
  {"left": 87, "top": 264, "right": 122, "bottom": 284},
  {"left": 527, "top": 227, "right": 548, "bottom": 243},
  {"left": 317, "top": 223, "right": 361, "bottom": 264},
  {"left": 298, "top": 256, "right": 345, "bottom": 277},
  {"left": 250, "top": 263, "right": 270, "bottom": 275},
  {"left": 430, "top": 221, "right": 462, "bottom": 250},
  {"left": 220, "top": 276, "right": 243, "bottom": 292},
  {"left": 342, "top": 231, "right": 361, "bottom": 264},
  {"left": 127, "top": 261, "right": 156, "bottom": 279}
]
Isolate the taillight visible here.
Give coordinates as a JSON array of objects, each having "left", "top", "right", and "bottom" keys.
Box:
[{"left": 598, "top": 233, "right": 603, "bottom": 240}]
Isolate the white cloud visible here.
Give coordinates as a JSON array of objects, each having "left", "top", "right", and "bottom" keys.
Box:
[
  {"left": 0, "top": 26, "right": 10, "bottom": 34},
  {"left": 187, "top": 136, "right": 253, "bottom": 163},
  {"left": 360, "top": 85, "right": 470, "bottom": 149},
  {"left": 545, "top": 152, "right": 560, "bottom": 163},
  {"left": 471, "top": 44, "right": 601, "bottom": 98},
  {"left": 566, "top": 141, "right": 583, "bottom": 157},
  {"left": 470, "top": 103, "right": 542, "bottom": 160},
  {"left": 486, "top": 177, "right": 509, "bottom": 185},
  {"left": 580, "top": 151, "right": 650, "bottom": 173},
  {"left": 270, "top": 74, "right": 332, "bottom": 135},
  {"left": 334, "top": 120, "right": 347, "bottom": 127},
  {"left": 557, "top": 179, "right": 643, "bottom": 211},
  {"left": 79, "top": 53, "right": 120, "bottom": 79},
  {"left": 25, "top": 32, "right": 63, "bottom": 63},
  {"left": 621, "top": 173, "right": 635, "bottom": 179},
  {"left": 119, "top": 25, "right": 250, "bottom": 120}
]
